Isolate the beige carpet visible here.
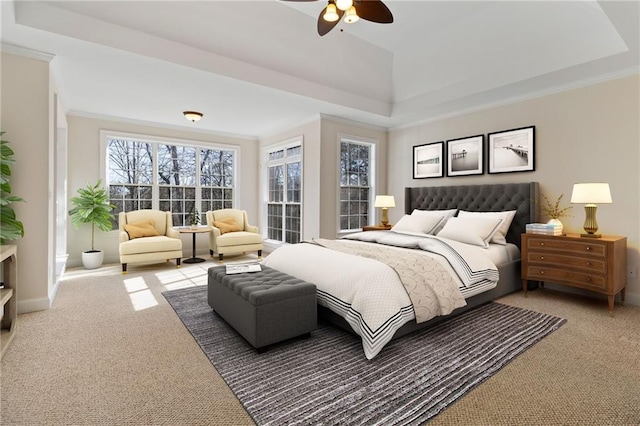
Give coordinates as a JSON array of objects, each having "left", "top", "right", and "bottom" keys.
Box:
[{"left": 1, "top": 257, "right": 639, "bottom": 425}]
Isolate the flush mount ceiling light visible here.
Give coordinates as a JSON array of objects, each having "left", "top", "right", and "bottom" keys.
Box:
[
  {"left": 282, "top": 0, "right": 393, "bottom": 36},
  {"left": 183, "top": 111, "right": 203, "bottom": 122}
]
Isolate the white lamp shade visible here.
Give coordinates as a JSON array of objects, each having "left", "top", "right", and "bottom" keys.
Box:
[
  {"left": 570, "top": 183, "right": 612, "bottom": 204},
  {"left": 335, "top": 0, "right": 353, "bottom": 11},
  {"left": 343, "top": 5, "right": 359, "bottom": 23},
  {"left": 323, "top": 3, "right": 339, "bottom": 22},
  {"left": 374, "top": 195, "right": 395, "bottom": 208}
]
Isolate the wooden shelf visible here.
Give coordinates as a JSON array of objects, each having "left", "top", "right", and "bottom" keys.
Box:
[{"left": 0, "top": 245, "right": 17, "bottom": 359}]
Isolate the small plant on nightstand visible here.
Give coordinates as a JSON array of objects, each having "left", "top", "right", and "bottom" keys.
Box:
[{"left": 540, "top": 192, "right": 573, "bottom": 232}]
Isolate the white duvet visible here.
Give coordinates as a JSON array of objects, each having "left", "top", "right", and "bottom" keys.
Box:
[{"left": 261, "top": 231, "right": 499, "bottom": 359}]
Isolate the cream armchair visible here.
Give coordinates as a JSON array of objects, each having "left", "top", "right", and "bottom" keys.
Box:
[
  {"left": 119, "top": 210, "right": 183, "bottom": 273},
  {"left": 206, "top": 209, "right": 263, "bottom": 262}
]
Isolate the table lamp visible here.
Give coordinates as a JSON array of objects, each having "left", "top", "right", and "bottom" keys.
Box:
[
  {"left": 570, "top": 183, "right": 612, "bottom": 238},
  {"left": 374, "top": 195, "right": 395, "bottom": 226}
]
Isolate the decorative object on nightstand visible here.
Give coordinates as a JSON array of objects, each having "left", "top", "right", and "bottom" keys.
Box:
[
  {"left": 540, "top": 192, "right": 572, "bottom": 234},
  {"left": 570, "top": 183, "right": 612, "bottom": 238},
  {"left": 521, "top": 233, "right": 627, "bottom": 316},
  {"left": 374, "top": 195, "right": 395, "bottom": 226}
]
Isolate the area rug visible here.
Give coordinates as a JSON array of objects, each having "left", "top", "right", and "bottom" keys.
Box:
[{"left": 163, "top": 286, "right": 566, "bottom": 425}]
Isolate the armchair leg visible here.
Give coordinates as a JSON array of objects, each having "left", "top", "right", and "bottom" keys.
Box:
[
  {"left": 122, "top": 264, "right": 127, "bottom": 274},
  {"left": 210, "top": 249, "right": 214, "bottom": 257},
  {"left": 176, "top": 258, "right": 181, "bottom": 268},
  {"left": 258, "top": 250, "right": 262, "bottom": 258},
  {"left": 218, "top": 254, "right": 224, "bottom": 263}
]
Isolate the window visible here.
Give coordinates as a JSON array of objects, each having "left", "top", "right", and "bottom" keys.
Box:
[
  {"left": 265, "top": 140, "right": 302, "bottom": 244},
  {"left": 339, "top": 139, "right": 374, "bottom": 231},
  {"left": 105, "top": 134, "right": 236, "bottom": 228}
]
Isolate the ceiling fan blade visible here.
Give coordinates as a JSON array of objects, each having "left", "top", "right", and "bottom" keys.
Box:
[
  {"left": 355, "top": 0, "right": 393, "bottom": 24},
  {"left": 317, "top": 6, "right": 344, "bottom": 36}
]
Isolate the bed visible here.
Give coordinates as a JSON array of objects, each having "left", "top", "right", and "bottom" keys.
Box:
[{"left": 262, "top": 182, "right": 539, "bottom": 359}]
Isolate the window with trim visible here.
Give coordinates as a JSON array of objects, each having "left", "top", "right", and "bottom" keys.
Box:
[
  {"left": 106, "top": 135, "right": 235, "bottom": 229},
  {"left": 265, "top": 140, "right": 302, "bottom": 244},
  {"left": 339, "top": 139, "right": 374, "bottom": 231}
]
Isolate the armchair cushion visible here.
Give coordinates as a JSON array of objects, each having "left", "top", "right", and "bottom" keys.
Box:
[
  {"left": 124, "top": 220, "right": 160, "bottom": 239},
  {"left": 119, "top": 235, "right": 182, "bottom": 256},
  {"left": 213, "top": 217, "right": 242, "bottom": 234}
]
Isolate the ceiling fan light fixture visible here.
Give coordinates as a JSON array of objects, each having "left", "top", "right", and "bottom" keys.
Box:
[
  {"left": 183, "top": 111, "right": 203, "bottom": 122},
  {"left": 323, "top": 3, "right": 339, "bottom": 22},
  {"left": 344, "top": 5, "right": 359, "bottom": 24},
  {"left": 335, "top": 0, "right": 352, "bottom": 11}
]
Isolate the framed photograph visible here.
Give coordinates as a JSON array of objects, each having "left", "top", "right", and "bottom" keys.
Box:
[
  {"left": 488, "top": 126, "right": 535, "bottom": 174},
  {"left": 446, "top": 135, "right": 484, "bottom": 177},
  {"left": 413, "top": 141, "right": 444, "bottom": 179}
]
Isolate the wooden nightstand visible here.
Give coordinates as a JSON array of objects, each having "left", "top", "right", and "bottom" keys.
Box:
[
  {"left": 521, "top": 233, "right": 627, "bottom": 315},
  {"left": 362, "top": 225, "right": 392, "bottom": 231}
]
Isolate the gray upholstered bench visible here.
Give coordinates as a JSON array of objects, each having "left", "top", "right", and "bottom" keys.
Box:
[{"left": 207, "top": 265, "right": 317, "bottom": 351}]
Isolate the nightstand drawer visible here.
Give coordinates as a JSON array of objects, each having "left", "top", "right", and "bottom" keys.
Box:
[
  {"left": 526, "top": 237, "right": 606, "bottom": 257},
  {"left": 526, "top": 252, "right": 606, "bottom": 273},
  {"left": 526, "top": 266, "right": 606, "bottom": 291}
]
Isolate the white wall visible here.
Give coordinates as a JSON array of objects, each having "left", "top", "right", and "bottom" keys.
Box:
[
  {"left": 66, "top": 116, "right": 259, "bottom": 267},
  {"left": 388, "top": 74, "right": 640, "bottom": 306},
  {"left": 1, "top": 52, "right": 53, "bottom": 312}
]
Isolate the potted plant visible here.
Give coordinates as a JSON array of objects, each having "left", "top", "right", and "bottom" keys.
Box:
[
  {"left": 190, "top": 209, "right": 201, "bottom": 229},
  {"left": 0, "top": 132, "right": 25, "bottom": 245},
  {"left": 68, "top": 180, "right": 115, "bottom": 269},
  {"left": 541, "top": 192, "right": 573, "bottom": 233}
]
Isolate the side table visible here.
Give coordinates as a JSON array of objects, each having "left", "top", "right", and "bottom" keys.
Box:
[{"left": 177, "top": 226, "right": 211, "bottom": 264}]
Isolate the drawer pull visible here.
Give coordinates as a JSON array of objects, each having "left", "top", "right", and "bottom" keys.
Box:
[
  {"left": 586, "top": 277, "right": 592, "bottom": 282},
  {"left": 540, "top": 256, "right": 545, "bottom": 260},
  {"left": 586, "top": 247, "right": 591, "bottom": 251},
  {"left": 540, "top": 270, "right": 545, "bottom": 275},
  {"left": 540, "top": 242, "right": 544, "bottom": 246},
  {"left": 586, "top": 262, "right": 591, "bottom": 266}
]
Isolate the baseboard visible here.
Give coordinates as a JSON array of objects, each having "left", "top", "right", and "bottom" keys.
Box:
[{"left": 18, "top": 297, "right": 52, "bottom": 314}]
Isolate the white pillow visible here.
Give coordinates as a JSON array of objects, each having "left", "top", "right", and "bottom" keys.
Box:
[
  {"left": 436, "top": 217, "right": 504, "bottom": 248},
  {"left": 391, "top": 214, "right": 445, "bottom": 236},
  {"left": 411, "top": 209, "right": 457, "bottom": 234},
  {"left": 457, "top": 210, "right": 517, "bottom": 245}
]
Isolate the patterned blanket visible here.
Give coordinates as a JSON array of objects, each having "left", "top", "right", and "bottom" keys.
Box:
[
  {"left": 310, "top": 238, "right": 465, "bottom": 323},
  {"left": 261, "top": 231, "right": 499, "bottom": 359}
]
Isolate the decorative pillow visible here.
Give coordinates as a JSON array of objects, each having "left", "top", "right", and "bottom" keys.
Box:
[
  {"left": 213, "top": 217, "right": 242, "bottom": 234},
  {"left": 457, "top": 210, "right": 517, "bottom": 245},
  {"left": 124, "top": 219, "right": 159, "bottom": 240},
  {"left": 436, "top": 217, "right": 504, "bottom": 248},
  {"left": 391, "top": 214, "right": 445, "bottom": 236},
  {"left": 411, "top": 209, "right": 457, "bottom": 234}
]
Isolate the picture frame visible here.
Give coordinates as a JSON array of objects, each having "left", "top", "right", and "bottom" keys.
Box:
[
  {"left": 488, "top": 126, "right": 535, "bottom": 174},
  {"left": 413, "top": 141, "right": 444, "bottom": 179},
  {"left": 446, "top": 135, "right": 484, "bottom": 177}
]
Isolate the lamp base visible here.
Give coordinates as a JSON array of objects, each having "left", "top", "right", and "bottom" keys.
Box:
[
  {"left": 580, "top": 233, "right": 602, "bottom": 238},
  {"left": 380, "top": 207, "right": 389, "bottom": 226}
]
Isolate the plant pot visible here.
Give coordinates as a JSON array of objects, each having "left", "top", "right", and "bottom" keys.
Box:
[
  {"left": 82, "top": 250, "right": 104, "bottom": 270},
  {"left": 547, "top": 218, "right": 563, "bottom": 233}
]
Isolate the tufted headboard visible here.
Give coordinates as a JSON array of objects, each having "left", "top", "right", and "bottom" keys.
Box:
[{"left": 404, "top": 182, "right": 539, "bottom": 249}]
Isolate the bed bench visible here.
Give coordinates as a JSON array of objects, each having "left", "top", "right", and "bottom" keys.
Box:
[{"left": 207, "top": 265, "right": 317, "bottom": 351}]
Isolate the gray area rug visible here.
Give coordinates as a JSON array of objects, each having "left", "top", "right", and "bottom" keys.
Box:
[{"left": 163, "top": 286, "right": 566, "bottom": 425}]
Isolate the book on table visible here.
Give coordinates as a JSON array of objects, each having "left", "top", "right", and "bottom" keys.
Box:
[
  {"left": 225, "top": 262, "right": 262, "bottom": 275},
  {"left": 525, "top": 223, "right": 563, "bottom": 235}
]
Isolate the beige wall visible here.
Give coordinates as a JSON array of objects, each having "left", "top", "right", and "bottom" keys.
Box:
[
  {"left": 66, "top": 116, "right": 259, "bottom": 267},
  {"left": 1, "top": 52, "right": 52, "bottom": 312},
  {"left": 388, "top": 74, "right": 640, "bottom": 306}
]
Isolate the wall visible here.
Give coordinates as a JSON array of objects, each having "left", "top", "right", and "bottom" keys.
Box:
[
  {"left": 388, "top": 74, "right": 640, "bottom": 306},
  {"left": 1, "top": 52, "right": 52, "bottom": 312},
  {"left": 66, "top": 116, "right": 259, "bottom": 267}
]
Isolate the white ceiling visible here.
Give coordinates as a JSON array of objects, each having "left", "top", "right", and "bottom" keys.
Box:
[{"left": 2, "top": 1, "right": 638, "bottom": 138}]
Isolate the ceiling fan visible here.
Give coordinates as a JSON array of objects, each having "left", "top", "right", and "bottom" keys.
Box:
[{"left": 282, "top": 0, "right": 394, "bottom": 36}]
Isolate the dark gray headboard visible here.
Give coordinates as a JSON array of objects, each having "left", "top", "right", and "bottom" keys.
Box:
[{"left": 404, "top": 182, "right": 539, "bottom": 248}]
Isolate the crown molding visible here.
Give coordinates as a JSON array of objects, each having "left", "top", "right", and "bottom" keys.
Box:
[{"left": 1, "top": 43, "right": 55, "bottom": 62}]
